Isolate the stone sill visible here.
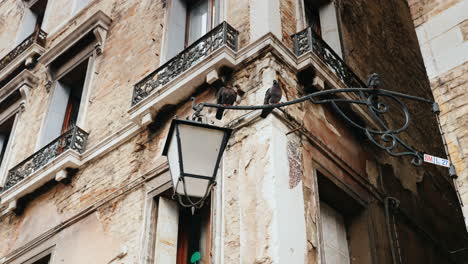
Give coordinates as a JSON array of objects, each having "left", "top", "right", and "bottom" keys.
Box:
[
  {"left": 0, "top": 44, "right": 45, "bottom": 84},
  {"left": 0, "top": 150, "right": 83, "bottom": 214},
  {"left": 128, "top": 47, "right": 237, "bottom": 126}
]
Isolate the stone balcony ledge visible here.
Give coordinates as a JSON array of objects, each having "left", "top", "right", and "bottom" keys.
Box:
[
  {"left": 0, "top": 126, "right": 89, "bottom": 214},
  {"left": 129, "top": 21, "right": 239, "bottom": 127},
  {"left": 0, "top": 29, "right": 46, "bottom": 84}
]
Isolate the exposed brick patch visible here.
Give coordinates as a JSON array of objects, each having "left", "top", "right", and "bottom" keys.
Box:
[{"left": 288, "top": 140, "right": 302, "bottom": 189}]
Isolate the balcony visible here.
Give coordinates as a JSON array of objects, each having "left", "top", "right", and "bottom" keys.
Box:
[
  {"left": 0, "top": 126, "right": 88, "bottom": 211},
  {"left": 132, "top": 21, "right": 239, "bottom": 106},
  {"left": 129, "top": 22, "right": 239, "bottom": 126},
  {"left": 0, "top": 29, "right": 47, "bottom": 83},
  {"left": 291, "top": 27, "right": 365, "bottom": 88}
]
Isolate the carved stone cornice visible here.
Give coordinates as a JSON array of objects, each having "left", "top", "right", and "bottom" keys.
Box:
[
  {"left": 39, "top": 11, "right": 112, "bottom": 67},
  {"left": 0, "top": 70, "right": 39, "bottom": 104}
]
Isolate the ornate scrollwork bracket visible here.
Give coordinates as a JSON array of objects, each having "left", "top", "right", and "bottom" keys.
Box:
[{"left": 190, "top": 86, "right": 437, "bottom": 166}]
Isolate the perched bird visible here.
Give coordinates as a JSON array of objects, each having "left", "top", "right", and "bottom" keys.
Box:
[
  {"left": 366, "top": 73, "right": 381, "bottom": 109},
  {"left": 366, "top": 73, "right": 381, "bottom": 89},
  {"left": 260, "top": 80, "right": 282, "bottom": 118},
  {"left": 216, "top": 85, "right": 237, "bottom": 120}
]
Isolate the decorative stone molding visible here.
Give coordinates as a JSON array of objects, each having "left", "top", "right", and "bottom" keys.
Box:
[
  {"left": 0, "top": 70, "right": 39, "bottom": 105},
  {"left": 39, "top": 11, "right": 112, "bottom": 67}
]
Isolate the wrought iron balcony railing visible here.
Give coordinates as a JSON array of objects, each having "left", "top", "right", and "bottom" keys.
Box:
[
  {"left": 292, "top": 27, "right": 365, "bottom": 88},
  {"left": 3, "top": 126, "right": 88, "bottom": 191},
  {"left": 132, "top": 21, "right": 239, "bottom": 106},
  {"left": 0, "top": 29, "right": 47, "bottom": 72}
]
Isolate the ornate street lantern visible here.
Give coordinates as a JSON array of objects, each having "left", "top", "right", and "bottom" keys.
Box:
[{"left": 162, "top": 119, "right": 232, "bottom": 209}]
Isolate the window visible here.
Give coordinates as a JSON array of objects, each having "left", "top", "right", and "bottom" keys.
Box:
[
  {"left": 141, "top": 172, "right": 213, "bottom": 264},
  {"left": 57, "top": 59, "right": 87, "bottom": 133},
  {"left": 186, "top": 0, "right": 213, "bottom": 46},
  {"left": 0, "top": 107, "right": 20, "bottom": 188},
  {"left": 163, "top": 0, "right": 220, "bottom": 61},
  {"left": 316, "top": 170, "right": 373, "bottom": 263},
  {"left": 0, "top": 115, "right": 16, "bottom": 186},
  {"left": 304, "top": 1, "right": 321, "bottom": 36},
  {"left": 39, "top": 57, "right": 91, "bottom": 147},
  {"left": 17, "top": 251, "right": 52, "bottom": 264},
  {"left": 320, "top": 201, "right": 351, "bottom": 264},
  {"left": 176, "top": 201, "right": 211, "bottom": 264},
  {"left": 0, "top": 117, "right": 14, "bottom": 168},
  {"left": 303, "top": 0, "right": 342, "bottom": 57},
  {"left": 16, "top": 0, "right": 48, "bottom": 44},
  {"left": 22, "top": 254, "right": 51, "bottom": 264}
]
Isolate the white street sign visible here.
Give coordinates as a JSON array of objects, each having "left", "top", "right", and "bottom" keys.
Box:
[{"left": 424, "top": 154, "right": 450, "bottom": 167}]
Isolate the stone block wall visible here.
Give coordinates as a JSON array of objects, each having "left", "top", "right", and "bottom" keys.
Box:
[
  {"left": 407, "top": 0, "right": 468, "bottom": 227},
  {"left": 0, "top": 0, "right": 467, "bottom": 263}
]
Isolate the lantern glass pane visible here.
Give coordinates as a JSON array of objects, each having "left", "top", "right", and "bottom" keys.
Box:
[
  {"left": 175, "top": 176, "right": 211, "bottom": 198},
  {"left": 178, "top": 123, "right": 225, "bottom": 177},
  {"left": 167, "top": 130, "right": 181, "bottom": 190}
]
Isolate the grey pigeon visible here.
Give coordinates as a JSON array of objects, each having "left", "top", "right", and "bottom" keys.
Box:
[
  {"left": 216, "top": 85, "right": 237, "bottom": 120},
  {"left": 366, "top": 73, "right": 381, "bottom": 89},
  {"left": 261, "top": 80, "right": 282, "bottom": 118},
  {"left": 366, "top": 73, "right": 381, "bottom": 109}
]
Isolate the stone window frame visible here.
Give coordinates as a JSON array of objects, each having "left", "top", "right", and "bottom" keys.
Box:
[
  {"left": 139, "top": 169, "right": 173, "bottom": 264},
  {"left": 15, "top": 0, "right": 49, "bottom": 45},
  {"left": 0, "top": 70, "right": 38, "bottom": 188},
  {"left": 312, "top": 165, "right": 375, "bottom": 264},
  {"left": 36, "top": 11, "right": 111, "bottom": 150},
  {"left": 296, "top": 0, "right": 344, "bottom": 58},
  {"left": 139, "top": 165, "right": 215, "bottom": 264},
  {"left": 1, "top": 245, "right": 55, "bottom": 264},
  {"left": 0, "top": 101, "right": 25, "bottom": 189},
  {"left": 37, "top": 51, "right": 96, "bottom": 149},
  {"left": 40, "top": 0, "right": 99, "bottom": 37},
  {"left": 160, "top": 0, "right": 226, "bottom": 63}
]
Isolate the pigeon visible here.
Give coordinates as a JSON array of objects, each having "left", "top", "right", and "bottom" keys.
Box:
[
  {"left": 216, "top": 85, "right": 237, "bottom": 120},
  {"left": 366, "top": 73, "right": 381, "bottom": 89},
  {"left": 366, "top": 73, "right": 381, "bottom": 109},
  {"left": 260, "top": 80, "right": 282, "bottom": 118}
]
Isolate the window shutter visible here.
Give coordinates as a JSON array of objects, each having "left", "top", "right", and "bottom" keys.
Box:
[
  {"left": 319, "top": 3, "right": 342, "bottom": 58},
  {"left": 164, "top": 0, "right": 187, "bottom": 61},
  {"left": 154, "top": 197, "right": 179, "bottom": 263},
  {"left": 40, "top": 82, "right": 71, "bottom": 146},
  {"left": 0, "top": 134, "right": 7, "bottom": 164}
]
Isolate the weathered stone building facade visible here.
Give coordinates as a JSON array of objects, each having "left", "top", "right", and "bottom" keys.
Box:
[
  {"left": 407, "top": 0, "right": 468, "bottom": 228},
  {"left": 0, "top": 0, "right": 467, "bottom": 263}
]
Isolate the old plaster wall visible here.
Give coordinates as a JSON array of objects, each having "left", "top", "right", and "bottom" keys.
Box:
[
  {"left": 0, "top": 174, "right": 145, "bottom": 263},
  {"left": 1, "top": 0, "right": 467, "bottom": 263},
  {"left": 407, "top": 0, "right": 468, "bottom": 227},
  {"left": 0, "top": 0, "right": 166, "bottom": 170},
  {"left": 0, "top": 1, "right": 23, "bottom": 56}
]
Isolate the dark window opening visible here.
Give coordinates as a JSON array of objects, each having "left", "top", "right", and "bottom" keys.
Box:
[
  {"left": 304, "top": 0, "right": 326, "bottom": 36},
  {"left": 57, "top": 59, "right": 88, "bottom": 133},
  {"left": 186, "top": 0, "right": 213, "bottom": 46},
  {"left": 316, "top": 171, "right": 373, "bottom": 264},
  {"left": 30, "top": 0, "right": 48, "bottom": 31},
  {"left": 0, "top": 116, "right": 14, "bottom": 168},
  {"left": 176, "top": 200, "right": 211, "bottom": 264},
  {"left": 22, "top": 253, "right": 51, "bottom": 264}
]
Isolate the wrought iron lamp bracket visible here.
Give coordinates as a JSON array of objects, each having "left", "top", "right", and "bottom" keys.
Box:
[{"left": 191, "top": 87, "right": 437, "bottom": 166}]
